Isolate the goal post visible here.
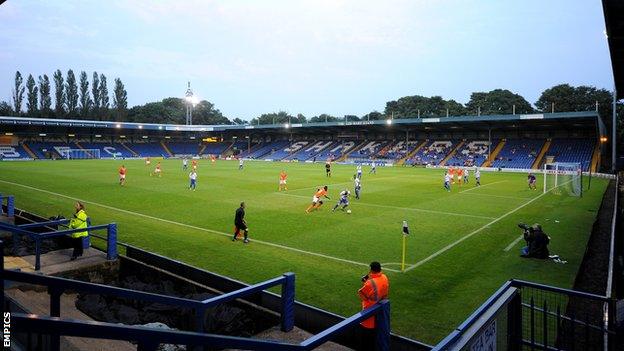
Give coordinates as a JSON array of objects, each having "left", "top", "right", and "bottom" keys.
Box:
[
  {"left": 62, "top": 149, "right": 101, "bottom": 160},
  {"left": 543, "top": 162, "right": 582, "bottom": 197}
]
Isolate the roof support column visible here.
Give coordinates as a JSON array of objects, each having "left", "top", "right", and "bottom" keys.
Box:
[{"left": 613, "top": 86, "right": 617, "bottom": 172}]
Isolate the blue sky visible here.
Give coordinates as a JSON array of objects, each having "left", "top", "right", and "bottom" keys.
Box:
[{"left": 0, "top": 0, "right": 614, "bottom": 120}]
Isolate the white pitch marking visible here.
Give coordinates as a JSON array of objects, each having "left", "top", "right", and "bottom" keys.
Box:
[
  {"left": 284, "top": 175, "right": 400, "bottom": 192},
  {"left": 459, "top": 193, "right": 531, "bottom": 200},
  {"left": 458, "top": 180, "right": 507, "bottom": 193},
  {"left": 276, "top": 192, "right": 496, "bottom": 220},
  {"left": 404, "top": 180, "right": 568, "bottom": 272},
  {"left": 504, "top": 235, "right": 525, "bottom": 252},
  {"left": 0, "top": 179, "right": 401, "bottom": 273}
]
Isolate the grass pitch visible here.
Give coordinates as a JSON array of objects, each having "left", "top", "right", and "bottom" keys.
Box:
[{"left": 0, "top": 159, "right": 608, "bottom": 344}]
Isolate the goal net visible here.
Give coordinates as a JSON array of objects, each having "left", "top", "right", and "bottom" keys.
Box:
[
  {"left": 62, "top": 149, "right": 101, "bottom": 160},
  {"left": 543, "top": 162, "right": 582, "bottom": 197}
]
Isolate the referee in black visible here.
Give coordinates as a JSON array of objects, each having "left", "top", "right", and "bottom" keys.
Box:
[{"left": 232, "top": 202, "right": 249, "bottom": 243}]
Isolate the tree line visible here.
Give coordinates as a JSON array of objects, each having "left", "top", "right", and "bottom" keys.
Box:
[
  {"left": 1, "top": 70, "right": 127, "bottom": 121},
  {"left": 1, "top": 71, "right": 621, "bottom": 137}
]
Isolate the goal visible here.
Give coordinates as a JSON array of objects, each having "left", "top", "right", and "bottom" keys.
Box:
[
  {"left": 62, "top": 149, "right": 101, "bottom": 160},
  {"left": 543, "top": 162, "right": 582, "bottom": 197}
]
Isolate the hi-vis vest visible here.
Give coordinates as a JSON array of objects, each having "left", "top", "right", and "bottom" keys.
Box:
[
  {"left": 358, "top": 272, "right": 389, "bottom": 328},
  {"left": 69, "top": 210, "right": 88, "bottom": 238}
]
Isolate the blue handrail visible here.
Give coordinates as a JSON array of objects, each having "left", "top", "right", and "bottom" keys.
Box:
[
  {"left": 1, "top": 238, "right": 390, "bottom": 351},
  {"left": 0, "top": 195, "right": 15, "bottom": 217},
  {"left": 8, "top": 302, "right": 389, "bottom": 351},
  {"left": 0, "top": 221, "right": 117, "bottom": 270},
  {"left": 18, "top": 218, "right": 69, "bottom": 229}
]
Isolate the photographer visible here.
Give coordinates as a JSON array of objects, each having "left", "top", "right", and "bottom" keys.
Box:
[
  {"left": 519, "top": 223, "right": 550, "bottom": 259},
  {"left": 357, "top": 262, "right": 389, "bottom": 351}
]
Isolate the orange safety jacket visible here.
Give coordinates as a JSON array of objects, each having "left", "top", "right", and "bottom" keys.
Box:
[{"left": 358, "top": 272, "right": 389, "bottom": 329}]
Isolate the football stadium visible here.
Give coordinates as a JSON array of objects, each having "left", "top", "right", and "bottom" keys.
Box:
[{"left": 0, "top": 1, "right": 623, "bottom": 351}]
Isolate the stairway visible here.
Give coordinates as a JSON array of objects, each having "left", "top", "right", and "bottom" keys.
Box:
[
  {"left": 483, "top": 140, "right": 505, "bottom": 167},
  {"left": 590, "top": 140, "right": 601, "bottom": 173},
  {"left": 219, "top": 141, "right": 236, "bottom": 157},
  {"left": 439, "top": 141, "right": 464, "bottom": 166},
  {"left": 5, "top": 289, "right": 135, "bottom": 351},
  {"left": 397, "top": 140, "right": 427, "bottom": 165},
  {"left": 21, "top": 142, "right": 38, "bottom": 159},
  {"left": 198, "top": 144, "right": 208, "bottom": 156},
  {"left": 337, "top": 140, "right": 369, "bottom": 162},
  {"left": 531, "top": 139, "right": 551, "bottom": 169},
  {"left": 120, "top": 142, "right": 139, "bottom": 157},
  {"left": 160, "top": 141, "right": 174, "bottom": 157}
]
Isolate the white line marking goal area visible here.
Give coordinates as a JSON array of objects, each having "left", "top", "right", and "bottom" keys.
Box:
[
  {"left": 403, "top": 179, "right": 572, "bottom": 272},
  {"left": 458, "top": 180, "right": 507, "bottom": 193}
]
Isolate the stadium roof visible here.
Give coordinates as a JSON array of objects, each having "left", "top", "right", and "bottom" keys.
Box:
[
  {"left": 603, "top": 0, "right": 624, "bottom": 99},
  {"left": 0, "top": 111, "right": 601, "bottom": 135}
]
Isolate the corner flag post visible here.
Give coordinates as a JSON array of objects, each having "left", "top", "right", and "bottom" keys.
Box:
[{"left": 401, "top": 220, "right": 410, "bottom": 272}]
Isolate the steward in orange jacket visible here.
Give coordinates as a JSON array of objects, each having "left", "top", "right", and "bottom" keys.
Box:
[{"left": 358, "top": 262, "right": 389, "bottom": 329}]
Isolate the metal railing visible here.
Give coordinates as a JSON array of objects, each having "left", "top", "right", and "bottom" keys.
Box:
[
  {"left": 1, "top": 239, "right": 391, "bottom": 351},
  {"left": 0, "top": 194, "right": 15, "bottom": 217},
  {"left": 0, "top": 219, "right": 117, "bottom": 270},
  {"left": 431, "top": 279, "right": 616, "bottom": 351}
]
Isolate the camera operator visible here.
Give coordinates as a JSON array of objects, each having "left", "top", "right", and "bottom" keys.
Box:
[
  {"left": 357, "top": 262, "right": 389, "bottom": 351},
  {"left": 519, "top": 223, "right": 550, "bottom": 259}
]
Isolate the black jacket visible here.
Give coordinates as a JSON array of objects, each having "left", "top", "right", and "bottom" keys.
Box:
[{"left": 235, "top": 207, "right": 246, "bottom": 227}]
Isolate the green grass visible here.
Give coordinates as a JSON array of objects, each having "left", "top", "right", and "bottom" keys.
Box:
[{"left": 0, "top": 159, "right": 607, "bottom": 344}]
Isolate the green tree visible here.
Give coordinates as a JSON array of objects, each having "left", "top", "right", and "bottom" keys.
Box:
[
  {"left": 127, "top": 97, "right": 231, "bottom": 125},
  {"left": 309, "top": 114, "right": 340, "bottom": 123},
  {"left": 536, "top": 84, "right": 623, "bottom": 153},
  {"left": 231, "top": 117, "right": 246, "bottom": 125},
  {"left": 112, "top": 78, "right": 128, "bottom": 121},
  {"left": 384, "top": 95, "right": 466, "bottom": 118},
  {"left": 192, "top": 100, "right": 229, "bottom": 125},
  {"left": 250, "top": 111, "right": 295, "bottom": 125},
  {"left": 65, "top": 69, "right": 79, "bottom": 117},
  {"left": 99, "top": 73, "right": 110, "bottom": 120},
  {"left": 26, "top": 74, "right": 39, "bottom": 116},
  {"left": 0, "top": 101, "right": 13, "bottom": 116},
  {"left": 12, "top": 71, "right": 25, "bottom": 116},
  {"left": 535, "top": 84, "right": 611, "bottom": 115},
  {"left": 91, "top": 72, "right": 100, "bottom": 118},
  {"left": 38, "top": 75, "right": 52, "bottom": 117},
  {"left": 79, "top": 71, "right": 91, "bottom": 117},
  {"left": 53, "top": 69, "right": 65, "bottom": 117},
  {"left": 465, "top": 89, "right": 534, "bottom": 115},
  {"left": 361, "top": 111, "right": 384, "bottom": 120}
]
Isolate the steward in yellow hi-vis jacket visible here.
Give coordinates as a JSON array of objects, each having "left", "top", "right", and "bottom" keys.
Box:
[{"left": 69, "top": 202, "right": 88, "bottom": 260}]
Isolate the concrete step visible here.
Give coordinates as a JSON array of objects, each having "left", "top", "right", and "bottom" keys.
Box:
[
  {"left": 226, "top": 326, "right": 353, "bottom": 351},
  {"left": 20, "top": 248, "right": 108, "bottom": 275},
  {"left": 6, "top": 288, "right": 136, "bottom": 351}
]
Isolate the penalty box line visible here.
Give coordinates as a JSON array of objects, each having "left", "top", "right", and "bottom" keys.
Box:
[
  {"left": 404, "top": 179, "right": 569, "bottom": 273},
  {"left": 0, "top": 179, "right": 402, "bottom": 273}
]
